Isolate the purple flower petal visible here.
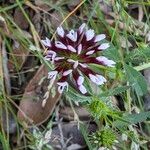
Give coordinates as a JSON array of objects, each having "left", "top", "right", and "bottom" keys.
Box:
[
  {"left": 67, "top": 45, "right": 76, "bottom": 52},
  {"left": 77, "top": 44, "right": 82, "bottom": 54},
  {"left": 79, "top": 23, "right": 86, "bottom": 34},
  {"left": 44, "top": 24, "right": 115, "bottom": 94},
  {"left": 63, "top": 69, "right": 73, "bottom": 76},
  {"left": 98, "top": 43, "right": 109, "bottom": 50},
  {"left": 96, "top": 56, "right": 116, "bottom": 67},
  {"left": 79, "top": 84, "right": 87, "bottom": 94},
  {"left": 41, "top": 37, "right": 51, "bottom": 47},
  {"left": 89, "top": 74, "right": 106, "bottom": 85},
  {"left": 94, "top": 34, "right": 106, "bottom": 42},
  {"left": 86, "top": 50, "right": 95, "bottom": 55},
  {"left": 85, "top": 29, "right": 95, "bottom": 41},
  {"left": 57, "top": 81, "right": 68, "bottom": 93},
  {"left": 57, "top": 26, "right": 65, "bottom": 37},
  {"left": 55, "top": 41, "right": 67, "bottom": 49},
  {"left": 77, "top": 76, "right": 84, "bottom": 85},
  {"left": 66, "top": 30, "right": 77, "bottom": 42}
]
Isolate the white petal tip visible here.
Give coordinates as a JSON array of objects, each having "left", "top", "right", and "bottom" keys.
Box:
[
  {"left": 86, "top": 29, "right": 95, "bottom": 41},
  {"left": 77, "top": 76, "right": 84, "bottom": 85},
  {"left": 94, "top": 34, "right": 106, "bottom": 42},
  {"left": 66, "top": 30, "right": 77, "bottom": 42},
  {"left": 48, "top": 71, "right": 58, "bottom": 79},
  {"left": 77, "top": 44, "right": 82, "bottom": 54},
  {"left": 98, "top": 43, "right": 110, "bottom": 50},
  {"left": 89, "top": 74, "right": 107, "bottom": 85},
  {"left": 63, "top": 69, "right": 72, "bottom": 76},
  {"left": 55, "top": 41, "right": 67, "bottom": 49},
  {"left": 67, "top": 45, "right": 76, "bottom": 52},
  {"left": 86, "top": 50, "right": 95, "bottom": 55},
  {"left": 41, "top": 37, "right": 51, "bottom": 47},
  {"left": 57, "top": 26, "right": 65, "bottom": 37},
  {"left": 79, "top": 23, "right": 86, "bottom": 34},
  {"left": 57, "top": 82, "right": 68, "bottom": 93},
  {"left": 96, "top": 56, "right": 116, "bottom": 67},
  {"left": 79, "top": 85, "right": 87, "bottom": 94}
]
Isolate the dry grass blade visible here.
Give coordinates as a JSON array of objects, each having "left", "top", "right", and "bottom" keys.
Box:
[
  {"left": 0, "top": 36, "right": 3, "bottom": 80},
  {"left": 2, "top": 42, "right": 11, "bottom": 95},
  {"left": 50, "top": 0, "right": 86, "bottom": 41},
  {"left": 0, "top": 15, "right": 11, "bottom": 94}
]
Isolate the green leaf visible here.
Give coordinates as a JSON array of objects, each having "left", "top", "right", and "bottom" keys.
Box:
[
  {"left": 80, "top": 123, "right": 96, "bottom": 150},
  {"left": 114, "top": 111, "right": 150, "bottom": 127},
  {"left": 103, "top": 46, "right": 121, "bottom": 62},
  {"left": 99, "top": 85, "right": 130, "bottom": 97},
  {"left": 66, "top": 86, "right": 92, "bottom": 102},
  {"left": 124, "top": 64, "right": 147, "bottom": 96},
  {"left": 0, "top": 132, "right": 10, "bottom": 150},
  {"left": 125, "top": 46, "right": 150, "bottom": 65}
]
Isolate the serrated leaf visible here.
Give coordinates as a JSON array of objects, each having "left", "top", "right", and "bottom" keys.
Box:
[
  {"left": 114, "top": 111, "right": 150, "bottom": 127},
  {"left": 125, "top": 46, "right": 150, "bottom": 65},
  {"left": 124, "top": 64, "right": 147, "bottom": 96},
  {"left": 99, "top": 86, "right": 130, "bottom": 97},
  {"left": 66, "top": 86, "right": 92, "bottom": 102},
  {"left": 103, "top": 46, "right": 121, "bottom": 62}
]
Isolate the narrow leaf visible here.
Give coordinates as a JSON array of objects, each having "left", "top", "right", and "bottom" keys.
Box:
[{"left": 80, "top": 123, "right": 95, "bottom": 150}]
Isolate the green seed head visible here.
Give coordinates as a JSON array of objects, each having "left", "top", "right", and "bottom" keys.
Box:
[{"left": 91, "top": 128, "right": 117, "bottom": 148}]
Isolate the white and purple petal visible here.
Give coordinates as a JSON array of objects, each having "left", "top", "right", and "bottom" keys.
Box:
[
  {"left": 96, "top": 56, "right": 116, "bottom": 67},
  {"left": 74, "top": 75, "right": 87, "bottom": 94},
  {"left": 48, "top": 71, "right": 58, "bottom": 89},
  {"left": 48, "top": 70, "right": 58, "bottom": 79},
  {"left": 41, "top": 37, "right": 51, "bottom": 47},
  {"left": 67, "top": 59, "right": 75, "bottom": 63},
  {"left": 66, "top": 30, "right": 77, "bottom": 42},
  {"left": 79, "top": 23, "right": 87, "bottom": 34},
  {"left": 79, "top": 84, "right": 87, "bottom": 94},
  {"left": 79, "top": 63, "right": 87, "bottom": 68},
  {"left": 89, "top": 74, "right": 106, "bottom": 85},
  {"left": 77, "top": 76, "right": 84, "bottom": 85},
  {"left": 98, "top": 43, "right": 109, "bottom": 50},
  {"left": 55, "top": 41, "right": 67, "bottom": 49},
  {"left": 67, "top": 45, "right": 76, "bottom": 52},
  {"left": 85, "top": 29, "right": 95, "bottom": 41},
  {"left": 77, "top": 44, "right": 82, "bottom": 54},
  {"left": 57, "top": 26, "right": 65, "bottom": 37},
  {"left": 63, "top": 69, "right": 73, "bottom": 76},
  {"left": 94, "top": 34, "right": 106, "bottom": 42},
  {"left": 73, "top": 61, "right": 79, "bottom": 69},
  {"left": 45, "top": 50, "right": 56, "bottom": 62},
  {"left": 86, "top": 50, "right": 95, "bottom": 55},
  {"left": 57, "top": 81, "right": 68, "bottom": 93},
  {"left": 54, "top": 57, "right": 65, "bottom": 61}
]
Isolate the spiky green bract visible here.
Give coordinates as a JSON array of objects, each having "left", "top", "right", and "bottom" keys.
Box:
[{"left": 90, "top": 128, "right": 117, "bottom": 148}]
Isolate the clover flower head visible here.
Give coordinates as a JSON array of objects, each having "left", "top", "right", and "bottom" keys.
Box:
[
  {"left": 91, "top": 128, "right": 117, "bottom": 148},
  {"left": 42, "top": 23, "right": 116, "bottom": 94}
]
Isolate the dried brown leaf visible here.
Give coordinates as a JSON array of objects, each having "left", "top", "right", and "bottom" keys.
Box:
[
  {"left": 14, "top": 8, "right": 29, "bottom": 30},
  {"left": 17, "top": 65, "right": 61, "bottom": 126},
  {"left": 35, "top": 0, "right": 51, "bottom": 11}
]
